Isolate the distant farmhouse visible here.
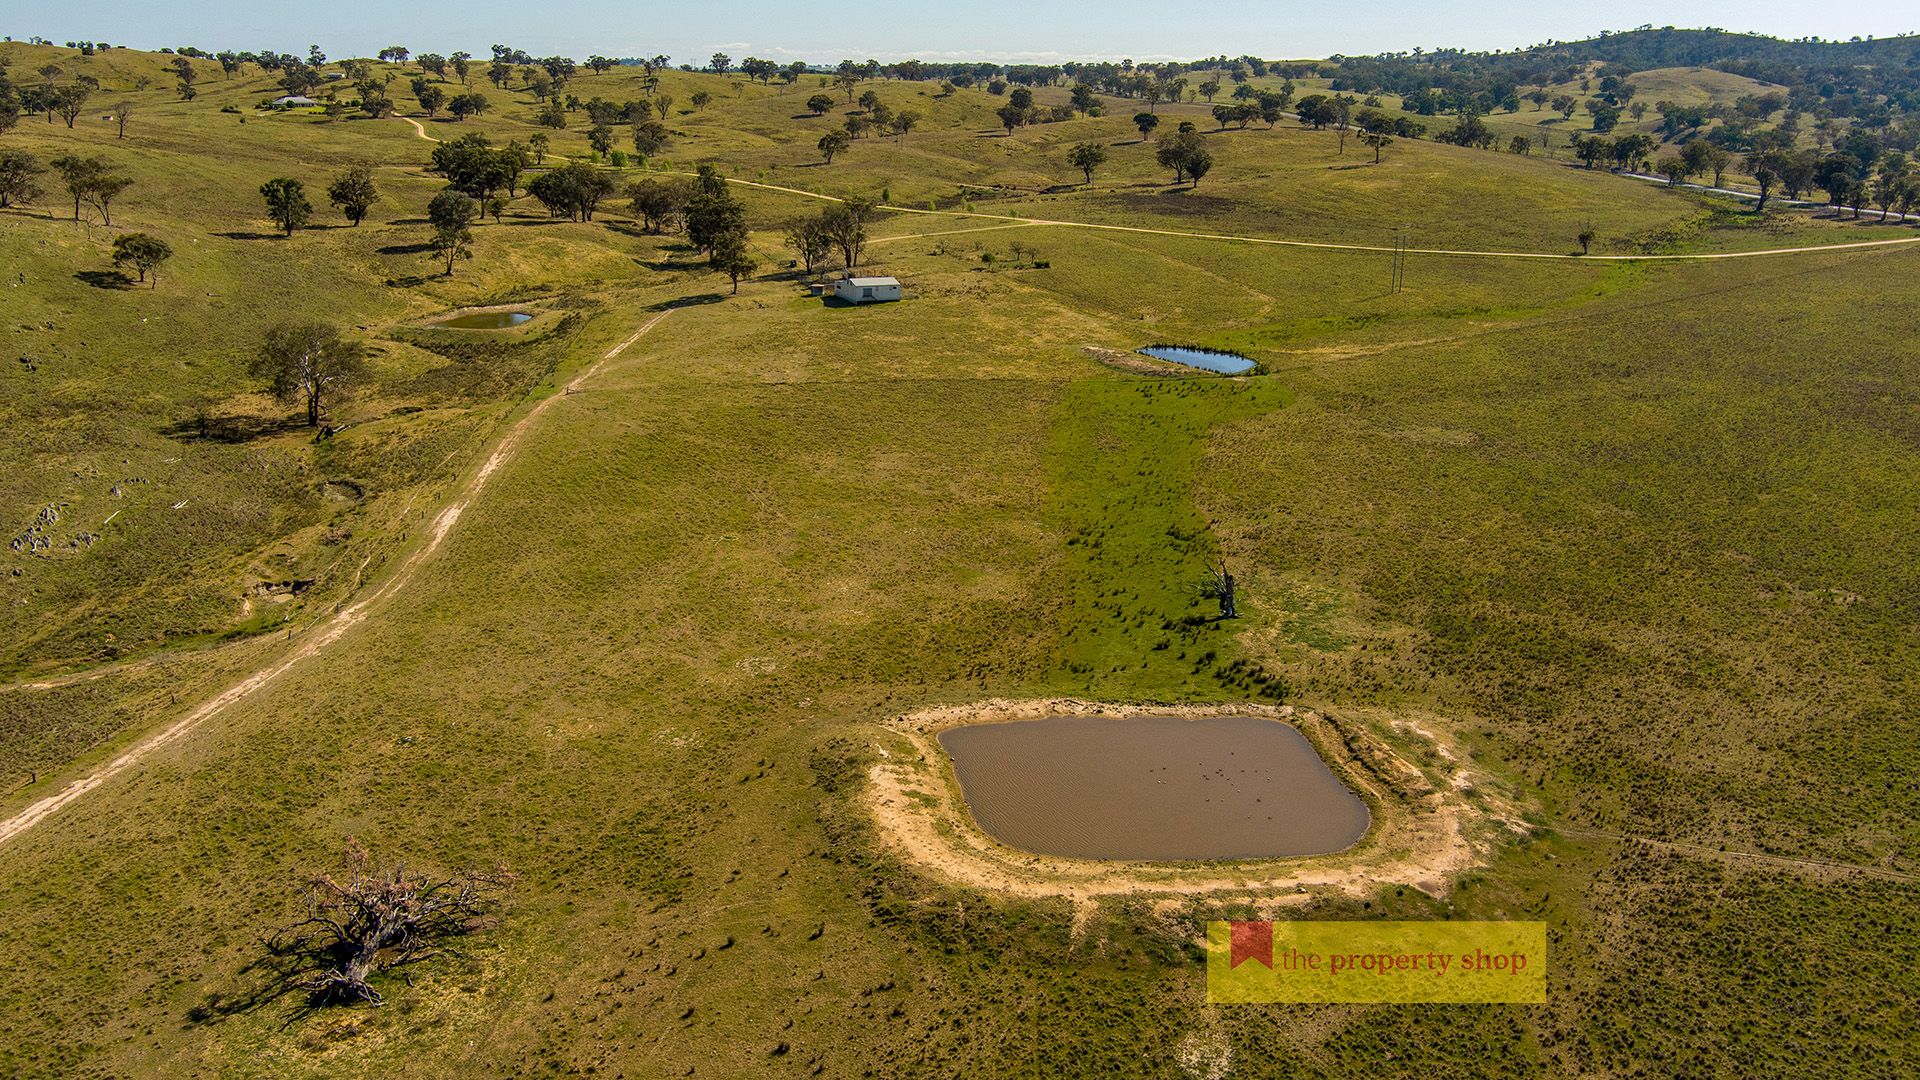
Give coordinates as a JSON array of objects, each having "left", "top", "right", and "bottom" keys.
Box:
[
  {"left": 834, "top": 276, "right": 901, "bottom": 304},
  {"left": 268, "top": 95, "right": 320, "bottom": 108}
]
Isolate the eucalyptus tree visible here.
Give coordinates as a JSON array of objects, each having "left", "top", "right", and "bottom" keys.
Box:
[
  {"left": 252, "top": 322, "right": 368, "bottom": 427},
  {"left": 326, "top": 164, "right": 378, "bottom": 225},
  {"left": 427, "top": 188, "right": 477, "bottom": 274},
  {"left": 1067, "top": 141, "right": 1108, "bottom": 184},
  {"left": 110, "top": 233, "right": 171, "bottom": 286},
  {"left": 260, "top": 176, "right": 312, "bottom": 234}
]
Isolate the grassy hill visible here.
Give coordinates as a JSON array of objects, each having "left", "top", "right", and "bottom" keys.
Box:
[
  {"left": 1623, "top": 65, "right": 1784, "bottom": 108},
  {"left": 1530, "top": 26, "right": 1920, "bottom": 71},
  {"left": 0, "top": 41, "right": 1736, "bottom": 683},
  {"left": 2, "top": 39, "right": 1918, "bottom": 1079},
  {"left": 1312, "top": 26, "right": 1920, "bottom": 191},
  {"left": 1291, "top": 62, "right": 1798, "bottom": 174}
]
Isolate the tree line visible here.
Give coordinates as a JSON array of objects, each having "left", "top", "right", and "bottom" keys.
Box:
[
  {"left": 0, "top": 148, "right": 133, "bottom": 225},
  {"left": 1326, "top": 28, "right": 1920, "bottom": 141},
  {"left": 1564, "top": 123, "right": 1918, "bottom": 218},
  {"left": 1740, "top": 144, "right": 1919, "bottom": 215}
]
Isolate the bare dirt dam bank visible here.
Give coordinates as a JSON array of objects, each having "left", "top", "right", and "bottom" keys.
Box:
[{"left": 867, "top": 699, "right": 1522, "bottom": 910}]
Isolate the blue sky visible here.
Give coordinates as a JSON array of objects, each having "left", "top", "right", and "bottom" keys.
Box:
[{"left": 13, "top": 1, "right": 1919, "bottom": 63}]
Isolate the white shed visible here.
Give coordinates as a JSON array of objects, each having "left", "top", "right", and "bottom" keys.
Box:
[{"left": 833, "top": 276, "right": 902, "bottom": 304}]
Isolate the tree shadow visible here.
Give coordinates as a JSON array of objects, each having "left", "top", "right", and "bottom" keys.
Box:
[
  {"left": 184, "top": 935, "right": 467, "bottom": 1032},
  {"left": 654, "top": 293, "right": 727, "bottom": 311},
  {"left": 162, "top": 413, "right": 306, "bottom": 444},
  {"left": 1822, "top": 209, "right": 1913, "bottom": 227},
  {"left": 0, "top": 206, "right": 61, "bottom": 223},
  {"left": 376, "top": 242, "right": 435, "bottom": 255},
  {"left": 213, "top": 231, "right": 287, "bottom": 241},
  {"left": 74, "top": 269, "right": 135, "bottom": 289},
  {"left": 184, "top": 951, "right": 317, "bottom": 1031}
]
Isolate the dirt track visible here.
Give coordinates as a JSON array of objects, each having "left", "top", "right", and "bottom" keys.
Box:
[
  {"left": 0, "top": 312, "right": 675, "bottom": 848},
  {"left": 716, "top": 174, "right": 1920, "bottom": 262}
]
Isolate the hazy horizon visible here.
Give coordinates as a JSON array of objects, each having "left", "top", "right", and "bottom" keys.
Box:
[{"left": 8, "top": 1, "right": 1920, "bottom": 66}]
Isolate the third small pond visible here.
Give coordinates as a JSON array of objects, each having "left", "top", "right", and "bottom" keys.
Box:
[
  {"left": 439, "top": 311, "right": 534, "bottom": 330},
  {"left": 1137, "top": 345, "right": 1258, "bottom": 375},
  {"left": 938, "top": 714, "right": 1369, "bottom": 861}
]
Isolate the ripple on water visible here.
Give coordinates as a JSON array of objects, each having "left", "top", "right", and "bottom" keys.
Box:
[{"left": 938, "top": 715, "right": 1368, "bottom": 860}]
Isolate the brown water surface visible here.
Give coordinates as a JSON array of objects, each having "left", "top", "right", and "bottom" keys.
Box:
[
  {"left": 937, "top": 715, "right": 1369, "bottom": 860},
  {"left": 439, "top": 311, "right": 533, "bottom": 329}
]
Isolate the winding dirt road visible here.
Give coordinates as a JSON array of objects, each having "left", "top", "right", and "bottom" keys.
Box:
[
  {"left": 399, "top": 115, "right": 438, "bottom": 143},
  {"left": 392, "top": 112, "right": 1918, "bottom": 260},
  {"left": 1619, "top": 170, "right": 1920, "bottom": 222},
  {"left": 6, "top": 115, "right": 1910, "bottom": 842},
  {"left": 0, "top": 312, "right": 675, "bottom": 848},
  {"left": 394, "top": 113, "right": 1918, "bottom": 260},
  {"left": 716, "top": 174, "right": 1920, "bottom": 261}
]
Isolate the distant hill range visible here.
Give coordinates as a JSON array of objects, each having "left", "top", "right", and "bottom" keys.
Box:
[
  {"left": 1508, "top": 27, "right": 1920, "bottom": 72},
  {"left": 1327, "top": 28, "right": 1920, "bottom": 130},
  {"left": 1336, "top": 27, "right": 1920, "bottom": 94}
]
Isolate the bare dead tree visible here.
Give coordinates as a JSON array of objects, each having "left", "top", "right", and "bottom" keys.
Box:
[
  {"left": 1191, "top": 562, "right": 1238, "bottom": 620},
  {"left": 270, "top": 839, "right": 512, "bottom": 1006}
]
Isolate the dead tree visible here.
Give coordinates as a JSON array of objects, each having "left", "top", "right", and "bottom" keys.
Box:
[
  {"left": 1193, "top": 562, "right": 1238, "bottom": 619},
  {"left": 271, "top": 839, "right": 512, "bottom": 1006}
]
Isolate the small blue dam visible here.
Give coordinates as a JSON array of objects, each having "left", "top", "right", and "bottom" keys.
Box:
[{"left": 1137, "top": 345, "right": 1259, "bottom": 375}]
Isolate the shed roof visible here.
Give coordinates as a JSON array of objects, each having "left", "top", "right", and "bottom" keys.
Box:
[{"left": 843, "top": 277, "right": 900, "bottom": 287}]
